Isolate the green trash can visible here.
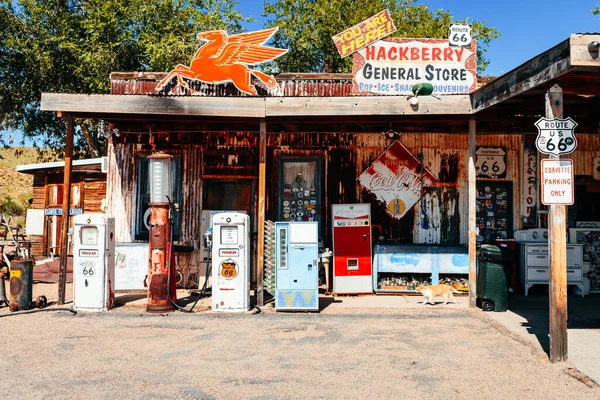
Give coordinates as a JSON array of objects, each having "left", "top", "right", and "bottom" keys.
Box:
[{"left": 477, "top": 245, "right": 508, "bottom": 312}]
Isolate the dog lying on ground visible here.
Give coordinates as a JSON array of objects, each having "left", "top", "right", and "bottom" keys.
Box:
[{"left": 415, "top": 284, "right": 460, "bottom": 305}]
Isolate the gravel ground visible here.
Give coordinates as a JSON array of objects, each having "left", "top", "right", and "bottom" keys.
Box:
[{"left": 1, "top": 292, "right": 599, "bottom": 400}]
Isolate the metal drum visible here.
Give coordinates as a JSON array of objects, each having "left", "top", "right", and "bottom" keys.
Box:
[{"left": 9, "top": 259, "right": 33, "bottom": 312}]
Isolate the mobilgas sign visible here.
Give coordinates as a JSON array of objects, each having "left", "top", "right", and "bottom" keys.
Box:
[{"left": 352, "top": 38, "right": 477, "bottom": 96}]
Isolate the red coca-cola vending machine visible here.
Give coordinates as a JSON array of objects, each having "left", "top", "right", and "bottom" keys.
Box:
[{"left": 332, "top": 204, "right": 373, "bottom": 294}]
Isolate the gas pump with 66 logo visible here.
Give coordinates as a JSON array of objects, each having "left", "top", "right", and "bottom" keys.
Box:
[
  {"left": 73, "top": 213, "right": 115, "bottom": 311},
  {"left": 211, "top": 212, "right": 250, "bottom": 312}
]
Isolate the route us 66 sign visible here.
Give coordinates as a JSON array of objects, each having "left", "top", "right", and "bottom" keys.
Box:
[
  {"left": 476, "top": 147, "right": 506, "bottom": 178},
  {"left": 534, "top": 117, "right": 578, "bottom": 156},
  {"left": 448, "top": 24, "right": 471, "bottom": 47}
]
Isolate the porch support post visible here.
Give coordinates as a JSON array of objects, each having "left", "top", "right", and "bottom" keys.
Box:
[
  {"left": 58, "top": 113, "right": 74, "bottom": 305},
  {"left": 257, "top": 119, "right": 267, "bottom": 307},
  {"left": 468, "top": 118, "right": 477, "bottom": 308},
  {"left": 546, "top": 84, "right": 568, "bottom": 363}
]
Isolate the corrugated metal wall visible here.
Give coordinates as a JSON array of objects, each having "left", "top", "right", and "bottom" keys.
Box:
[{"left": 107, "top": 130, "right": 600, "bottom": 286}]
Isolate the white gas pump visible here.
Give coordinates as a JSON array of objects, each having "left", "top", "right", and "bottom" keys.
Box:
[
  {"left": 73, "top": 213, "right": 115, "bottom": 312},
  {"left": 211, "top": 212, "right": 250, "bottom": 312}
]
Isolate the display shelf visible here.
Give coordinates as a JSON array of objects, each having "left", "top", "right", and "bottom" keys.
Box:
[{"left": 373, "top": 243, "right": 469, "bottom": 294}]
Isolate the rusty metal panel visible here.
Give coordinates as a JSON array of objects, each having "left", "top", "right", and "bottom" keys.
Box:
[
  {"left": 106, "top": 142, "right": 136, "bottom": 242},
  {"left": 569, "top": 133, "right": 600, "bottom": 176},
  {"left": 110, "top": 74, "right": 353, "bottom": 97}
]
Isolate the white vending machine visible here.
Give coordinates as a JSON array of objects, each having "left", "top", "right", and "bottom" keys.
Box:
[
  {"left": 211, "top": 212, "right": 251, "bottom": 312},
  {"left": 73, "top": 213, "right": 115, "bottom": 312}
]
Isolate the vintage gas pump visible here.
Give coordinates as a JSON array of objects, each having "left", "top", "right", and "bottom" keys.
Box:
[
  {"left": 146, "top": 153, "right": 177, "bottom": 313},
  {"left": 211, "top": 212, "right": 250, "bottom": 312},
  {"left": 73, "top": 213, "right": 115, "bottom": 311}
]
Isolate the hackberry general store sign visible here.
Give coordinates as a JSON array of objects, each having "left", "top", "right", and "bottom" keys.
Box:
[
  {"left": 352, "top": 38, "right": 477, "bottom": 95},
  {"left": 358, "top": 141, "right": 438, "bottom": 220}
]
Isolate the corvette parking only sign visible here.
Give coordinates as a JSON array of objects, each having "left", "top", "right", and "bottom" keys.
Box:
[
  {"left": 541, "top": 159, "right": 574, "bottom": 205},
  {"left": 534, "top": 117, "right": 577, "bottom": 156}
]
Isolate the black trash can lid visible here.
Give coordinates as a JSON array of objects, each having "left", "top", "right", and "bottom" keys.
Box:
[{"left": 479, "top": 244, "right": 503, "bottom": 263}]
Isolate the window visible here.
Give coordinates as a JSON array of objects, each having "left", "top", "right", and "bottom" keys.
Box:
[{"left": 135, "top": 154, "right": 183, "bottom": 241}]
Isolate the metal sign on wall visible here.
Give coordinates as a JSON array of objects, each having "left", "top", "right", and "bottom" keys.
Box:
[
  {"left": 475, "top": 147, "right": 506, "bottom": 178},
  {"left": 534, "top": 117, "right": 578, "bottom": 156},
  {"left": 522, "top": 133, "right": 538, "bottom": 227},
  {"left": 332, "top": 9, "right": 397, "bottom": 58},
  {"left": 358, "top": 140, "right": 439, "bottom": 220},
  {"left": 352, "top": 38, "right": 477, "bottom": 96}
]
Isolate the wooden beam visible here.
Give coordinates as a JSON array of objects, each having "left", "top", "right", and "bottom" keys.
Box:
[
  {"left": 546, "top": 84, "right": 568, "bottom": 363},
  {"left": 266, "top": 96, "right": 472, "bottom": 116},
  {"left": 57, "top": 114, "right": 74, "bottom": 305},
  {"left": 471, "top": 39, "right": 571, "bottom": 112},
  {"left": 569, "top": 34, "right": 600, "bottom": 66},
  {"left": 256, "top": 120, "right": 267, "bottom": 307},
  {"left": 41, "top": 93, "right": 267, "bottom": 118},
  {"left": 468, "top": 118, "right": 477, "bottom": 308}
]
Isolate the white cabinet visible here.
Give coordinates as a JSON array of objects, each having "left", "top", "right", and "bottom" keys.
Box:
[{"left": 519, "top": 243, "right": 584, "bottom": 296}]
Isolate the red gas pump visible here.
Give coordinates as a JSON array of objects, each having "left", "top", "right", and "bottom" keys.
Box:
[
  {"left": 146, "top": 153, "right": 177, "bottom": 313},
  {"left": 332, "top": 204, "right": 373, "bottom": 294}
]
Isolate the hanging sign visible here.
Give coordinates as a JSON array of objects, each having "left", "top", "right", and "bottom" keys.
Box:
[
  {"left": 352, "top": 38, "right": 477, "bottom": 95},
  {"left": 541, "top": 159, "right": 574, "bottom": 205},
  {"left": 534, "top": 117, "right": 578, "bottom": 156},
  {"left": 476, "top": 147, "right": 506, "bottom": 178},
  {"left": 156, "top": 28, "right": 288, "bottom": 96},
  {"left": 522, "top": 134, "right": 538, "bottom": 227},
  {"left": 448, "top": 24, "right": 472, "bottom": 47},
  {"left": 332, "top": 9, "right": 397, "bottom": 58},
  {"left": 358, "top": 140, "right": 438, "bottom": 220}
]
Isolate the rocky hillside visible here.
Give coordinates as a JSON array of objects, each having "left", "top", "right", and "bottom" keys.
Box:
[{"left": 0, "top": 147, "right": 59, "bottom": 219}]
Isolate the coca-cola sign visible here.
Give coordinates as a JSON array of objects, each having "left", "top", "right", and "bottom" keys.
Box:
[{"left": 358, "top": 141, "right": 438, "bottom": 219}]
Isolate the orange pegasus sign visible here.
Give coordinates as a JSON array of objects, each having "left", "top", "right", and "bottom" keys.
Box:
[{"left": 156, "top": 28, "right": 288, "bottom": 96}]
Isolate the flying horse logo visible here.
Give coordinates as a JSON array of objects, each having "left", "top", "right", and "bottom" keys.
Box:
[{"left": 156, "top": 27, "right": 288, "bottom": 96}]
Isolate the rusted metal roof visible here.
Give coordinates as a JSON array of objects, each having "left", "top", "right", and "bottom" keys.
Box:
[{"left": 110, "top": 72, "right": 353, "bottom": 97}]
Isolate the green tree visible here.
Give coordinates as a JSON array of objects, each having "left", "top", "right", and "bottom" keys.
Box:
[
  {"left": 263, "top": 0, "right": 500, "bottom": 74},
  {"left": 0, "top": 0, "right": 251, "bottom": 156},
  {"left": 594, "top": 5, "right": 600, "bottom": 15}
]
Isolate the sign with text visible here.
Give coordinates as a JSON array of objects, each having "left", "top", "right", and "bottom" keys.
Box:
[
  {"left": 541, "top": 159, "right": 574, "bottom": 205},
  {"left": 476, "top": 147, "right": 506, "bottom": 178},
  {"left": 45, "top": 207, "right": 83, "bottom": 216},
  {"left": 448, "top": 24, "right": 472, "bottom": 47},
  {"left": 332, "top": 9, "right": 397, "bottom": 58},
  {"left": 352, "top": 38, "right": 477, "bottom": 95},
  {"left": 522, "top": 134, "right": 538, "bottom": 227},
  {"left": 358, "top": 140, "right": 438, "bottom": 220},
  {"left": 534, "top": 117, "right": 578, "bottom": 156}
]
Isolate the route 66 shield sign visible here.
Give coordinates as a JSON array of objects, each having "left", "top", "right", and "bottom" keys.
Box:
[
  {"left": 534, "top": 117, "right": 577, "bottom": 156},
  {"left": 476, "top": 147, "right": 506, "bottom": 178}
]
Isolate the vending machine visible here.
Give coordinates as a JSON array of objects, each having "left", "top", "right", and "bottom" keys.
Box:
[
  {"left": 332, "top": 204, "right": 373, "bottom": 294},
  {"left": 73, "top": 213, "right": 115, "bottom": 312},
  {"left": 211, "top": 212, "right": 250, "bottom": 312},
  {"left": 275, "top": 221, "right": 319, "bottom": 311}
]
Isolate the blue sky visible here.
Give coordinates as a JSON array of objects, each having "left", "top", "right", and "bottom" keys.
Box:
[{"left": 237, "top": 0, "right": 600, "bottom": 76}]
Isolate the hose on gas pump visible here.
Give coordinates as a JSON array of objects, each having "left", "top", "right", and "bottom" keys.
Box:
[{"left": 165, "top": 196, "right": 204, "bottom": 313}]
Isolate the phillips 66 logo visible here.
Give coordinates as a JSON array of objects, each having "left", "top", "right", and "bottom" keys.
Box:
[{"left": 534, "top": 117, "right": 577, "bottom": 156}]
